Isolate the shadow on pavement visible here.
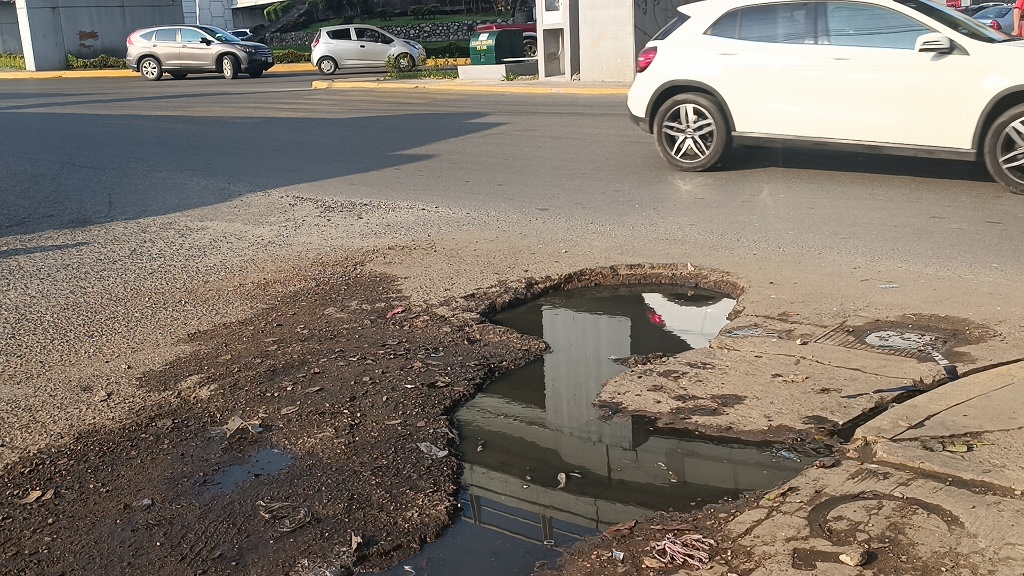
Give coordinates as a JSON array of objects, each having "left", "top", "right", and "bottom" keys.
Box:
[
  {"left": 724, "top": 145, "right": 992, "bottom": 184},
  {"left": 0, "top": 111, "right": 499, "bottom": 238}
]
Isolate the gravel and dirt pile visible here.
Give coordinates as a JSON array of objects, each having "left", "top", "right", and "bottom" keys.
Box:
[{"left": 1, "top": 267, "right": 545, "bottom": 575}]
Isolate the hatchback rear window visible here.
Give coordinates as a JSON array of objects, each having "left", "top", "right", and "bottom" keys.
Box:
[
  {"left": 975, "top": 6, "right": 1010, "bottom": 17},
  {"left": 653, "top": 15, "right": 691, "bottom": 40}
]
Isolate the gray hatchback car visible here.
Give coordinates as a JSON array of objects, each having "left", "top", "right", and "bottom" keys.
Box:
[{"left": 126, "top": 25, "right": 274, "bottom": 80}]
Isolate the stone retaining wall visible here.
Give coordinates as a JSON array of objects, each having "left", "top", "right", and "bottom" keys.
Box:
[{"left": 266, "top": 18, "right": 512, "bottom": 46}]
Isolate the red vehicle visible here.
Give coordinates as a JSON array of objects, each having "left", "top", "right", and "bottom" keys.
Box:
[{"left": 474, "top": 22, "right": 538, "bottom": 57}]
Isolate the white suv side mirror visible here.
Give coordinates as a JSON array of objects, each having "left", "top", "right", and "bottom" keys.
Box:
[{"left": 915, "top": 32, "right": 952, "bottom": 53}]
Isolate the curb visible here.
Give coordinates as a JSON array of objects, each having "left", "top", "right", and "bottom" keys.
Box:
[
  {"left": 0, "top": 62, "right": 315, "bottom": 80},
  {"left": 310, "top": 79, "right": 628, "bottom": 95},
  {"left": 870, "top": 439, "right": 1024, "bottom": 491}
]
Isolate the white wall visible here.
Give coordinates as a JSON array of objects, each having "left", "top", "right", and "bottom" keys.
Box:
[
  {"left": 16, "top": 0, "right": 183, "bottom": 69},
  {"left": 578, "top": 2, "right": 634, "bottom": 82}
]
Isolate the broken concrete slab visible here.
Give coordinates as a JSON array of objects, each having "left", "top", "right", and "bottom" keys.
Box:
[
  {"left": 596, "top": 338, "right": 947, "bottom": 441},
  {"left": 871, "top": 439, "right": 1024, "bottom": 491},
  {"left": 854, "top": 364, "right": 1024, "bottom": 491},
  {"left": 856, "top": 362, "right": 1024, "bottom": 441},
  {"left": 719, "top": 463, "right": 1024, "bottom": 575}
]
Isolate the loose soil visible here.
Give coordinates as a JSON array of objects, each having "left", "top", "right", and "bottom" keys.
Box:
[{"left": 0, "top": 267, "right": 545, "bottom": 575}]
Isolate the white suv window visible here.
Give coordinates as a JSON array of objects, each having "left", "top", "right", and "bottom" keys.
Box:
[
  {"left": 708, "top": 4, "right": 814, "bottom": 44},
  {"left": 826, "top": 2, "right": 932, "bottom": 49}
]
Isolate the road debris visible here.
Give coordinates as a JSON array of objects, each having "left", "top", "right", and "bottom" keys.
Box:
[
  {"left": 416, "top": 442, "right": 448, "bottom": 458},
  {"left": 224, "top": 416, "right": 263, "bottom": 437},
  {"left": 132, "top": 498, "right": 153, "bottom": 510},
  {"left": 17, "top": 490, "right": 43, "bottom": 504},
  {"left": 813, "top": 457, "right": 839, "bottom": 468},
  {"left": 557, "top": 473, "right": 567, "bottom": 489},
  {"left": 281, "top": 406, "right": 299, "bottom": 416},
  {"left": 351, "top": 532, "right": 362, "bottom": 552},
  {"left": 612, "top": 550, "right": 625, "bottom": 562},
  {"left": 840, "top": 549, "right": 870, "bottom": 566},
  {"left": 477, "top": 440, "right": 484, "bottom": 452},
  {"left": 651, "top": 534, "right": 716, "bottom": 568},
  {"left": 256, "top": 500, "right": 311, "bottom": 533},
  {"left": 386, "top": 306, "right": 407, "bottom": 319},
  {"left": 643, "top": 556, "right": 667, "bottom": 568},
  {"left": 603, "top": 519, "right": 637, "bottom": 538}
]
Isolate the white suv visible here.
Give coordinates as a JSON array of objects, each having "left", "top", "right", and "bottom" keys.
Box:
[{"left": 627, "top": 0, "right": 1024, "bottom": 194}]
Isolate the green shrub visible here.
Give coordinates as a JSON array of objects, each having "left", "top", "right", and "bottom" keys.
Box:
[
  {"left": 375, "top": 7, "right": 393, "bottom": 20},
  {"left": 272, "top": 49, "right": 309, "bottom": 63},
  {"left": 264, "top": 1, "right": 293, "bottom": 22},
  {"left": 0, "top": 53, "right": 26, "bottom": 69},
  {"left": 66, "top": 53, "right": 129, "bottom": 69},
  {"left": 341, "top": 13, "right": 356, "bottom": 24},
  {"left": 424, "top": 42, "right": 468, "bottom": 59}
]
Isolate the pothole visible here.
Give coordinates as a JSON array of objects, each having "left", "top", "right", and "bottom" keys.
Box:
[{"left": 379, "top": 284, "right": 804, "bottom": 576}]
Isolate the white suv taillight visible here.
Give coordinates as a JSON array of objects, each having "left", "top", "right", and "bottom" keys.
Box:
[{"left": 637, "top": 47, "right": 657, "bottom": 73}]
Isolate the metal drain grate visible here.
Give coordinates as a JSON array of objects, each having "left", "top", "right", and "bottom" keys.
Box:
[{"left": 813, "top": 322, "right": 947, "bottom": 361}]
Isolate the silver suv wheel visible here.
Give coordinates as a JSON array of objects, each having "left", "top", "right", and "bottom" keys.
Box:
[{"left": 139, "top": 57, "right": 162, "bottom": 81}]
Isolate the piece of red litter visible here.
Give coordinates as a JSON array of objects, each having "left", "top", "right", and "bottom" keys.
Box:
[{"left": 386, "top": 306, "right": 406, "bottom": 319}]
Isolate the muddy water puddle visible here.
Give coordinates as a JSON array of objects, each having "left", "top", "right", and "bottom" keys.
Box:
[{"left": 380, "top": 285, "right": 804, "bottom": 575}]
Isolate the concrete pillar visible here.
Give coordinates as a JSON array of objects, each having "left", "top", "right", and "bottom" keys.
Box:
[
  {"left": 0, "top": 3, "right": 23, "bottom": 54},
  {"left": 16, "top": 0, "right": 68, "bottom": 71}
]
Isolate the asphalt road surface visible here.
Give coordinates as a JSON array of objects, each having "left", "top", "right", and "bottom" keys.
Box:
[{"left": 3, "top": 74, "right": 1023, "bottom": 277}]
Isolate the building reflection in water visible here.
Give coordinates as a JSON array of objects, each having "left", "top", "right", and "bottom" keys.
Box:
[{"left": 379, "top": 286, "right": 803, "bottom": 575}]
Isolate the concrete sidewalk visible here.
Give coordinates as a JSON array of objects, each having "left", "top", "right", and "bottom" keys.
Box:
[
  {"left": 310, "top": 77, "right": 630, "bottom": 95},
  {"left": 704, "top": 363, "right": 1024, "bottom": 575}
]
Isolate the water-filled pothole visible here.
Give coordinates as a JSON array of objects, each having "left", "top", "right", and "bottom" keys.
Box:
[{"left": 380, "top": 284, "right": 804, "bottom": 575}]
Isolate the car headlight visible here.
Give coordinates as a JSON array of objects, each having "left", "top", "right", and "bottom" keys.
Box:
[{"left": 237, "top": 45, "right": 255, "bottom": 53}]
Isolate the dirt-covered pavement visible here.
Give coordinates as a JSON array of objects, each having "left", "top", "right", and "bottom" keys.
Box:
[{"left": 3, "top": 188, "right": 1024, "bottom": 575}]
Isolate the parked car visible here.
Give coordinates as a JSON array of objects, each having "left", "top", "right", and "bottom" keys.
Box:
[
  {"left": 973, "top": 4, "right": 1014, "bottom": 30},
  {"left": 474, "top": 23, "right": 538, "bottom": 57},
  {"left": 958, "top": 1, "right": 1007, "bottom": 16},
  {"left": 627, "top": 0, "right": 1024, "bottom": 194},
  {"left": 310, "top": 24, "right": 425, "bottom": 75},
  {"left": 229, "top": 28, "right": 252, "bottom": 40},
  {"left": 126, "top": 25, "right": 274, "bottom": 80}
]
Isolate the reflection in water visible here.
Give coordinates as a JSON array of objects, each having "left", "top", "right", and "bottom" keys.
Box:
[{"left": 379, "top": 285, "right": 803, "bottom": 576}]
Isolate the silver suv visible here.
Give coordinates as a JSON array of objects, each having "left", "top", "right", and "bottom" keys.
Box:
[{"left": 126, "top": 25, "right": 274, "bottom": 81}]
